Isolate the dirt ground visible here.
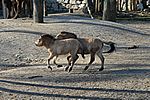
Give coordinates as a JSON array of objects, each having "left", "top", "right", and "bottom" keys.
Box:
[{"left": 0, "top": 13, "right": 150, "bottom": 100}]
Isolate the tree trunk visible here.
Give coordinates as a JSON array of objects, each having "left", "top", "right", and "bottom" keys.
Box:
[
  {"left": 2, "top": 0, "right": 7, "bottom": 19},
  {"left": 86, "top": 0, "right": 94, "bottom": 19},
  {"left": 44, "top": 0, "right": 47, "bottom": 16},
  {"left": 94, "top": 0, "right": 102, "bottom": 14},
  {"left": 119, "top": 0, "right": 122, "bottom": 11},
  {"left": 100, "top": 0, "right": 104, "bottom": 12},
  {"left": 133, "top": 0, "right": 137, "bottom": 11},
  {"left": 141, "top": 0, "right": 148, "bottom": 9},
  {"left": 102, "top": 0, "right": 116, "bottom": 22},
  {"left": 95, "top": 0, "right": 98, "bottom": 13},
  {"left": 33, "top": 0, "right": 43, "bottom": 23},
  {"left": 97, "top": 0, "right": 101, "bottom": 12},
  {"left": 125, "top": 0, "right": 128, "bottom": 11},
  {"left": 69, "top": 9, "right": 73, "bottom": 13}
]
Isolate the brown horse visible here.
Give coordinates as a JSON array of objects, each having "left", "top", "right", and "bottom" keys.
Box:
[
  {"left": 56, "top": 31, "right": 116, "bottom": 71},
  {"left": 35, "top": 34, "right": 84, "bottom": 72}
]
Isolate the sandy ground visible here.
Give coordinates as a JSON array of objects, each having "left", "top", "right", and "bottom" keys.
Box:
[{"left": 0, "top": 13, "right": 150, "bottom": 100}]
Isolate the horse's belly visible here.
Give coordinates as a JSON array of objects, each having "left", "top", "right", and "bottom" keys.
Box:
[{"left": 56, "top": 47, "right": 70, "bottom": 55}]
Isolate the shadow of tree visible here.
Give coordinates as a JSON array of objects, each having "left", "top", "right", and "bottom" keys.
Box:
[
  {"left": 0, "top": 30, "right": 45, "bottom": 35},
  {"left": 0, "top": 87, "right": 108, "bottom": 99},
  {"left": 45, "top": 20, "right": 149, "bottom": 36},
  {"left": 107, "top": 63, "right": 150, "bottom": 69},
  {"left": 0, "top": 63, "right": 149, "bottom": 83},
  {"left": 1, "top": 18, "right": 149, "bottom": 37},
  {"left": 0, "top": 63, "right": 46, "bottom": 67},
  {"left": 0, "top": 80, "right": 110, "bottom": 99},
  {"left": 0, "top": 79, "right": 149, "bottom": 99}
]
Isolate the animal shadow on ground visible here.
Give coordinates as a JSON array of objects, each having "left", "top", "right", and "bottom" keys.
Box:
[
  {"left": 1, "top": 63, "right": 149, "bottom": 83},
  {"left": 45, "top": 16, "right": 149, "bottom": 36}
]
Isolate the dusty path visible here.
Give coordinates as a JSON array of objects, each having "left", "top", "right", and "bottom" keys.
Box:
[{"left": 0, "top": 13, "right": 150, "bottom": 99}]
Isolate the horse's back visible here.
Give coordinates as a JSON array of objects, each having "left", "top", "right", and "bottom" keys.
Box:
[
  {"left": 53, "top": 39, "right": 80, "bottom": 54},
  {"left": 77, "top": 37, "right": 103, "bottom": 53},
  {"left": 57, "top": 38, "right": 79, "bottom": 45}
]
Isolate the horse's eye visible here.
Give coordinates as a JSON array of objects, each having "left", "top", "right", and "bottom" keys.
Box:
[{"left": 39, "top": 39, "right": 41, "bottom": 42}]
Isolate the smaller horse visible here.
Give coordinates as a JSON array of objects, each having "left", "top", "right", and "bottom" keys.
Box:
[
  {"left": 56, "top": 31, "right": 116, "bottom": 71},
  {"left": 35, "top": 34, "right": 84, "bottom": 72}
]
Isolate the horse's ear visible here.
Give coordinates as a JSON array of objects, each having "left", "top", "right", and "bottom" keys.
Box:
[
  {"left": 41, "top": 34, "right": 46, "bottom": 38},
  {"left": 60, "top": 31, "right": 65, "bottom": 34}
]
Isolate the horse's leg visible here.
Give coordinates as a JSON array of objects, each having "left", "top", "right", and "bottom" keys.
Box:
[
  {"left": 65, "top": 55, "right": 71, "bottom": 71},
  {"left": 47, "top": 54, "right": 55, "bottom": 70},
  {"left": 96, "top": 50, "right": 105, "bottom": 71},
  {"left": 67, "top": 55, "right": 71, "bottom": 66},
  {"left": 68, "top": 54, "right": 79, "bottom": 72},
  {"left": 84, "top": 52, "right": 95, "bottom": 71},
  {"left": 53, "top": 55, "right": 63, "bottom": 67}
]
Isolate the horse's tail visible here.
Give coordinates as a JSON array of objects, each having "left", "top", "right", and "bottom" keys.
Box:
[{"left": 103, "top": 41, "right": 116, "bottom": 53}]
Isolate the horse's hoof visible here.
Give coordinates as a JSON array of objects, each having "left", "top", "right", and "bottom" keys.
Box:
[
  {"left": 69, "top": 63, "right": 71, "bottom": 66},
  {"left": 65, "top": 66, "right": 69, "bottom": 71},
  {"left": 57, "top": 65, "right": 63, "bottom": 68},
  {"left": 84, "top": 66, "right": 89, "bottom": 71},
  {"left": 48, "top": 66, "right": 52, "bottom": 70},
  {"left": 99, "top": 67, "right": 104, "bottom": 71}
]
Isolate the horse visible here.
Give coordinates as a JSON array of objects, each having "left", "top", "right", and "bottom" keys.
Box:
[
  {"left": 55, "top": 31, "right": 116, "bottom": 71},
  {"left": 35, "top": 34, "right": 84, "bottom": 72}
]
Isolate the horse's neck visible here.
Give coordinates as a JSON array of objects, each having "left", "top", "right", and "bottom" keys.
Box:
[
  {"left": 46, "top": 41, "right": 58, "bottom": 54},
  {"left": 48, "top": 39, "right": 61, "bottom": 49},
  {"left": 44, "top": 41, "right": 54, "bottom": 49}
]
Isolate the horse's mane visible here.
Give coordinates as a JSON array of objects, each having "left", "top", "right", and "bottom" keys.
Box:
[
  {"left": 60, "top": 31, "right": 78, "bottom": 39},
  {"left": 42, "top": 34, "right": 55, "bottom": 40}
]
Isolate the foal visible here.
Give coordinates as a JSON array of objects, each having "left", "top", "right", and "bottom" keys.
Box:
[{"left": 35, "top": 34, "right": 83, "bottom": 72}]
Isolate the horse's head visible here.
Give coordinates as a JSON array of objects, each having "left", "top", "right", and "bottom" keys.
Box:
[{"left": 35, "top": 34, "right": 55, "bottom": 47}]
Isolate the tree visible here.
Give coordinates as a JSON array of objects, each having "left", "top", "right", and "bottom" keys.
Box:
[
  {"left": 2, "top": 0, "right": 7, "bottom": 19},
  {"left": 44, "top": 0, "right": 48, "bottom": 16},
  {"left": 87, "top": 0, "right": 94, "bottom": 19},
  {"left": 125, "top": 0, "right": 128, "bottom": 11},
  {"left": 102, "top": 0, "right": 116, "bottom": 22},
  {"left": 94, "top": 0, "right": 104, "bottom": 14},
  {"left": 33, "top": 0, "right": 43, "bottom": 23}
]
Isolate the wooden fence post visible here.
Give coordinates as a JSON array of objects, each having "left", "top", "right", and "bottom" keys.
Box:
[{"left": 33, "top": 0, "right": 43, "bottom": 23}]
